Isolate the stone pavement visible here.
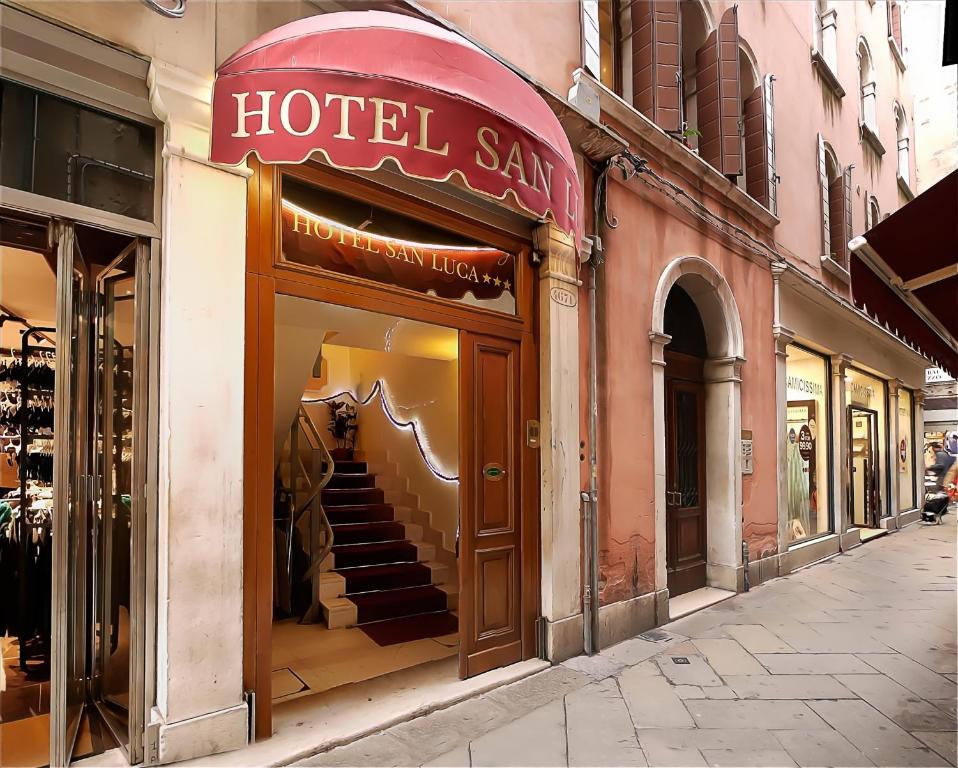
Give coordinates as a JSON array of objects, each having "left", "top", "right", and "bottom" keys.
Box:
[{"left": 295, "top": 517, "right": 957, "bottom": 768}]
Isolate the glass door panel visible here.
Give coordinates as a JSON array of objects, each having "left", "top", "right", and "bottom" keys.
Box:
[
  {"left": 92, "top": 235, "right": 148, "bottom": 764},
  {"left": 50, "top": 221, "right": 90, "bottom": 768}
]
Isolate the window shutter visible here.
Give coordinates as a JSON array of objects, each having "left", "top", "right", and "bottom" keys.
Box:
[
  {"left": 888, "top": 0, "right": 903, "bottom": 51},
  {"left": 743, "top": 74, "right": 777, "bottom": 213},
  {"left": 818, "top": 133, "right": 830, "bottom": 259},
  {"left": 763, "top": 74, "right": 777, "bottom": 215},
  {"left": 696, "top": 6, "right": 742, "bottom": 176},
  {"left": 842, "top": 164, "right": 853, "bottom": 259},
  {"left": 630, "top": 0, "right": 682, "bottom": 132},
  {"left": 582, "top": 0, "right": 602, "bottom": 78},
  {"left": 828, "top": 164, "right": 852, "bottom": 268},
  {"left": 865, "top": 194, "right": 873, "bottom": 230}
]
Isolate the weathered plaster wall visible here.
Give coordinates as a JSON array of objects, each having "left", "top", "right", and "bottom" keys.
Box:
[{"left": 595, "top": 174, "right": 778, "bottom": 604}]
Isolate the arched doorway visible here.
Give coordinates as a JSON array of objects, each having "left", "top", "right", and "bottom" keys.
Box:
[
  {"left": 663, "top": 286, "right": 708, "bottom": 596},
  {"left": 650, "top": 257, "right": 746, "bottom": 606}
]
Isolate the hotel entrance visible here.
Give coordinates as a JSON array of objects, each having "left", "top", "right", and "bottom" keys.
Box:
[{"left": 244, "top": 161, "right": 541, "bottom": 738}]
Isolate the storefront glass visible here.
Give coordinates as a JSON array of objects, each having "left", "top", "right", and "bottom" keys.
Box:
[
  {"left": 846, "top": 368, "right": 888, "bottom": 526},
  {"left": 785, "top": 346, "right": 831, "bottom": 544},
  {"left": 898, "top": 388, "right": 916, "bottom": 511}
]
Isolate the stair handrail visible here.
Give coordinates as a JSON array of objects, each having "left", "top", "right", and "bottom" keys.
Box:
[{"left": 292, "top": 405, "right": 335, "bottom": 584}]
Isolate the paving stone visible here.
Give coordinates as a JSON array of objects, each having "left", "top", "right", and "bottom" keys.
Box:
[
  {"left": 722, "top": 674, "right": 856, "bottom": 700},
  {"left": 673, "top": 685, "right": 705, "bottom": 699},
  {"left": 802, "top": 622, "right": 895, "bottom": 653},
  {"left": 654, "top": 653, "right": 723, "bottom": 687},
  {"left": 468, "top": 699, "right": 566, "bottom": 768},
  {"left": 298, "top": 733, "right": 418, "bottom": 767},
  {"left": 805, "top": 699, "right": 937, "bottom": 766},
  {"left": 835, "top": 673, "right": 957, "bottom": 731},
  {"left": 771, "top": 728, "right": 874, "bottom": 767},
  {"left": 685, "top": 700, "right": 828, "bottom": 730},
  {"left": 637, "top": 729, "right": 784, "bottom": 768},
  {"left": 619, "top": 665, "right": 695, "bottom": 728},
  {"left": 482, "top": 666, "right": 589, "bottom": 718},
  {"left": 724, "top": 624, "right": 795, "bottom": 654},
  {"left": 390, "top": 697, "right": 513, "bottom": 758},
  {"left": 566, "top": 678, "right": 647, "bottom": 766},
  {"left": 931, "top": 696, "right": 958, "bottom": 721},
  {"left": 562, "top": 652, "right": 625, "bottom": 680},
  {"left": 692, "top": 639, "right": 767, "bottom": 676},
  {"left": 858, "top": 652, "right": 957, "bottom": 700},
  {"left": 912, "top": 731, "right": 958, "bottom": 767},
  {"left": 422, "top": 745, "right": 471, "bottom": 768},
  {"left": 699, "top": 748, "right": 797, "bottom": 767},
  {"left": 755, "top": 653, "right": 875, "bottom": 675},
  {"left": 701, "top": 686, "right": 737, "bottom": 699},
  {"left": 605, "top": 636, "right": 681, "bottom": 666}
]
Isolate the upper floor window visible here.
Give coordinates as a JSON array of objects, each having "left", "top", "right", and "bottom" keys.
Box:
[
  {"left": 887, "top": 0, "right": 906, "bottom": 70},
  {"left": 818, "top": 135, "right": 852, "bottom": 277},
  {"left": 866, "top": 195, "right": 881, "bottom": 230},
  {"left": 583, "top": 1, "right": 777, "bottom": 212},
  {"left": 894, "top": 102, "right": 913, "bottom": 197},
  {"left": 812, "top": 0, "right": 843, "bottom": 96},
  {"left": 857, "top": 38, "right": 884, "bottom": 155}
]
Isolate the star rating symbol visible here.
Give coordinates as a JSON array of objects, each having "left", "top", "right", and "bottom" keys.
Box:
[
  {"left": 493, "top": 276, "right": 502, "bottom": 287},
  {"left": 482, "top": 273, "right": 492, "bottom": 284},
  {"left": 503, "top": 279, "right": 511, "bottom": 292}
]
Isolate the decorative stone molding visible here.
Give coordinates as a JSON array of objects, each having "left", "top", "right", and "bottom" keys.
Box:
[
  {"left": 651, "top": 256, "right": 745, "bottom": 360},
  {"left": 704, "top": 356, "right": 746, "bottom": 384},
  {"left": 773, "top": 325, "right": 795, "bottom": 358},
  {"left": 649, "top": 331, "right": 673, "bottom": 368},
  {"left": 534, "top": 223, "right": 581, "bottom": 287},
  {"left": 148, "top": 60, "right": 251, "bottom": 178}
]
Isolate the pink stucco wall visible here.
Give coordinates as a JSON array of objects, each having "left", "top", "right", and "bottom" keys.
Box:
[{"left": 589, "top": 171, "right": 779, "bottom": 603}]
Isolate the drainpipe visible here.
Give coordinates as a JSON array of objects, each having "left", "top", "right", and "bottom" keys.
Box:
[
  {"left": 582, "top": 239, "right": 602, "bottom": 656},
  {"left": 581, "top": 158, "right": 618, "bottom": 656}
]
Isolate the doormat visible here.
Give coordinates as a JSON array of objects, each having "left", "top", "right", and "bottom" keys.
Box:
[{"left": 360, "top": 611, "right": 458, "bottom": 647}]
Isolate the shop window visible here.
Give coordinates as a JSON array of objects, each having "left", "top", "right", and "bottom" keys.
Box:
[
  {"left": 0, "top": 78, "right": 156, "bottom": 222},
  {"left": 817, "top": 135, "right": 852, "bottom": 277},
  {"left": 898, "top": 388, "right": 916, "bottom": 510},
  {"left": 279, "top": 174, "right": 518, "bottom": 315},
  {"left": 846, "top": 368, "right": 889, "bottom": 526},
  {"left": 785, "top": 345, "right": 832, "bottom": 545}
]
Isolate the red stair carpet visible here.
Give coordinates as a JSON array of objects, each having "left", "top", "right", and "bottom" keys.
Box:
[{"left": 324, "top": 449, "right": 458, "bottom": 647}]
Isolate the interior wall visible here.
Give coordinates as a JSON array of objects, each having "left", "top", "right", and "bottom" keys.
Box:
[{"left": 307, "top": 344, "right": 460, "bottom": 555}]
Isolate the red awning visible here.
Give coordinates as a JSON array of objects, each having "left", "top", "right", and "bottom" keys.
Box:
[
  {"left": 210, "top": 11, "right": 582, "bottom": 242},
  {"left": 852, "top": 169, "right": 958, "bottom": 376}
]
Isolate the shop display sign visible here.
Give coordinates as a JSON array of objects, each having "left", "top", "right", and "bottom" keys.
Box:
[
  {"left": 797, "top": 425, "right": 814, "bottom": 462},
  {"left": 899, "top": 438, "right": 908, "bottom": 467},
  {"left": 282, "top": 201, "right": 516, "bottom": 305}
]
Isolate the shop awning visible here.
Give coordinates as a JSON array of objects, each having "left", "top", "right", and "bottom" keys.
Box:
[
  {"left": 210, "top": 11, "right": 582, "bottom": 242},
  {"left": 850, "top": 169, "right": 958, "bottom": 376}
]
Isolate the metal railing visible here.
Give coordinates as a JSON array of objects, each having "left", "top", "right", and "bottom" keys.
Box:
[{"left": 288, "top": 404, "right": 335, "bottom": 623}]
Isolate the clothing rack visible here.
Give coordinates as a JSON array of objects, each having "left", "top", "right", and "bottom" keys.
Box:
[{"left": 1, "top": 313, "right": 56, "bottom": 672}]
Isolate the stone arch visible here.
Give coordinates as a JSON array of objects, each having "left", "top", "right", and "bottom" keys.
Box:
[
  {"left": 651, "top": 255, "right": 745, "bottom": 360},
  {"left": 650, "top": 256, "right": 746, "bottom": 610}
]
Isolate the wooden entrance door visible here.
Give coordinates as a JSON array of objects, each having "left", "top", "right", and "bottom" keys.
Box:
[
  {"left": 458, "top": 332, "right": 523, "bottom": 677},
  {"left": 665, "top": 375, "right": 707, "bottom": 597}
]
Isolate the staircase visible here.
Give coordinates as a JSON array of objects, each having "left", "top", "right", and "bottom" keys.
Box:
[{"left": 318, "top": 450, "right": 458, "bottom": 633}]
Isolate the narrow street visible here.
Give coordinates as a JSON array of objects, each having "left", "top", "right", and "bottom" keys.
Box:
[{"left": 297, "top": 519, "right": 957, "bottom": 768}]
